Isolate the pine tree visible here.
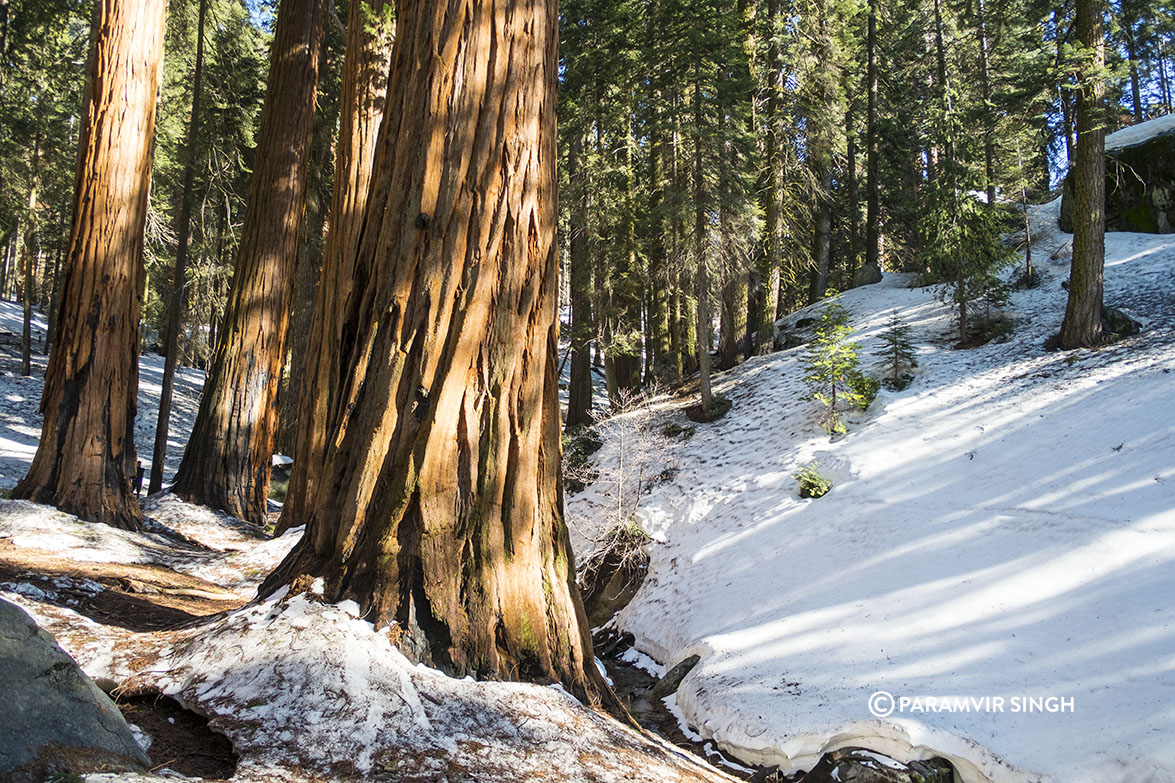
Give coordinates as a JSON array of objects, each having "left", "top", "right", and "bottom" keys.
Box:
[
  {"left": 874, "top": 310, "right": 917, "bottom": 389},
  {"left": 803, "top": 299, "right": 867, "bottom": 434}
]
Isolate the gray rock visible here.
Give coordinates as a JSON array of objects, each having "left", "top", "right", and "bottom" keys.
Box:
[
  {"left": 853, "top": 263, "right": 883, "bottom": 288},
  {"left": 0, "top": 598, "right": 150, "bottom": 782},
  {"left": 797, "top": 747, "right": 954, "bottom": 783},
  {"left": 1060, "top": 122, "right": 1175, "bottom": 235},
  {"left": 1102, "top": 306, "right": 1143, "bottom": 336},
  {"left": 650, "top": 653, "right": 701, "bottom": 699}
]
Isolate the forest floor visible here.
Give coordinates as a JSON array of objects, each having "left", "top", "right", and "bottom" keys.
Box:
[
  {"left": 1, "top": 193, "right": 1172, "bottom": 783},
  {"left": 567, "top": 195, "right": 1175, "bottom": 783}
]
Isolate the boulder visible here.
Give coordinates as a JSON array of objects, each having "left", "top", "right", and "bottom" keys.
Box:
[
  {"left": 0, "top": 598, "right": 150, "bottom": 782},
  {"left": 797, "top": 747, "right": 954, "bottom": 783},
  {"left": 1060, "top": 114, "right": 1175, "bottom": 234},
  {"left": 650, "top": 653, "right": 701, "bottom": 698},
  {"left": 852, "top": 263, "right": 884, "bottom": 288},
  {"left": 1103, "top": 306, "right": 1144, "bottom": 336}
]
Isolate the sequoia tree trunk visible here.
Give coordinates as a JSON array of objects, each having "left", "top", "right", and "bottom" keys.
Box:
[
  {"left": 276, "top": 0, "right": 393, "bottom": 532},
  {"left": 13, "top": 0, "right": 165, "bottom": 529},
  {"left": 262, "top": 0, "right": 611, "bottom": 705},
  {"left": 1059, "top": 0, "right": 1105, "bottom": 349},
  {"left": 170, "top": 0, "right": 326, "bottom": 523}
]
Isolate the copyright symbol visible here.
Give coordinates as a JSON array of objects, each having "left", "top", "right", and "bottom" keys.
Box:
[{"left": 868, "top": 690, "right": 895, "bottom": 718}]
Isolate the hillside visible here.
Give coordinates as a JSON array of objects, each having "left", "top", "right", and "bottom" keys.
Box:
[{"left": 567, "top": 197, "right": 1175, "bottom": 783}]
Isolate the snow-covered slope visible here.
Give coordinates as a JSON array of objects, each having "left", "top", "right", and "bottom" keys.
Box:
[
  {"left": 0, "top": 300, "right": 205, "bottom": 489},
  {"left": 568, "top": 198, "right": 1175, "bottom": 783}
]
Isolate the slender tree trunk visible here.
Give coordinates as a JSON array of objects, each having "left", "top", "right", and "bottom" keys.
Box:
[
  {"left": 977, "top": 0, "right": 997, "bottom": 206},
  {"left": 21, "top": 135, "right": 40, "bottom": 377},
  {"left": 150, "top": 0, "right": 207, "bottom": 494},
  {"left": 1124, "top": 27, "right": 1143, "bottom": 122},
  {"left": 14, "top": 0, "right": 165, "bottom": 529},
  {"left": 846, "top": 97, "right": 860, "bottom": 272},
  {"left": 277, "top": 0, "right": 393, "bottom": 531},
  {"left": 261, "top": 0, "right": 611, "bottom": 707},
  {"left": 566, "top": 134, "right": 594, "bottom": 429},
  {"left": 694, "top": 74, "right": 712, "bottom": 415},
  {"left": 863, "top": 0, "right": 881, "bottom": 277},
  {"left": 171, "top": 0, "right": 326, "bottom": 523},
  {"left": 45, "top": 236, "right": 63, "bottom": 352},
  {"left": 1060, "top": 0, "right": 1105, "bottom": 349}
]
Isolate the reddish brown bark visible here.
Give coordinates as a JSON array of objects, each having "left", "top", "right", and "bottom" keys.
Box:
[
  {"left": 264, "top": 0, "right": 611, "bottom": 706},
  {"left": 170, "top": 0, "right": 326, "bottom": 523},
  {"left": 13, "top": 0, "right": 166, "bottom": 530},
  {"left": 277, "top": 0, "right": 394, "bottom": 532}
]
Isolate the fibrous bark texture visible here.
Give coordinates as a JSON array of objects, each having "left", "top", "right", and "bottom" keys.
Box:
[
  {"left": 170, "top": 0, "right": 326, "bottom": 523},
  {"left": 264, "top": 0, "right": 611, "bottom": 706},
  {"left": 278, "top": 0, "right": 394, "bottom": 532},
  {"left": 13, "top": 0, "right": 166, "bottom": 529}
]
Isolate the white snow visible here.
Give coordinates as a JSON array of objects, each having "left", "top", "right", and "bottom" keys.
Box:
[
  {"left": 567, "top": 197, "right": 1175, "bottom": 783},
  {"left": 0, "top": 299, "right": 206, "bottom": 490},
  {"left": 1105, "top": 111, "right": 1175, "bottom": 151},
  {"left": 121, "top": 592, "right": 736, "bottom": 782}
]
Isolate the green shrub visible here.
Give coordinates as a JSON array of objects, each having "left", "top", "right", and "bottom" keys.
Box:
[{"left": 793, "top": 462, "right": 832, "bottom": 499}]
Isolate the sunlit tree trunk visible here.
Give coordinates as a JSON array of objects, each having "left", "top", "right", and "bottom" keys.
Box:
[
  {"left": 14, "top": 0, "right": 166, "bottom": 529},
  {"left": 262, "top": 0, "right": 612, "bottom": 706},
  {"left": 171, "top": 0, "right": 326, "bottom": 523},
  {"left": 277, "top": 0, "right": 393, "bottom": 532}
]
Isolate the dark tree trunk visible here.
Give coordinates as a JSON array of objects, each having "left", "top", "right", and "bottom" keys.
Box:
[
  {"left": 150, "top": 0, "right": 207, "bottom": 494},
  {"left": 20, "top": 135, "right": 39, "bottom": 378},
  {"left": 262, "top": 0, "right": 612, "bottom": 707},
  {"left": 863, "top": 0, "right": 881, "bottom": 277},
  {"left": 566, "top": 134, "right": 594, "bottom": 430},
  {"left": 14, "top": 0, "right": 165, "bottom": 529},
  {"left": 277, "top": 0, "right": 393, "bottom": 532},
  {"left": 1060, "top": 0, "right": 1105, "bottom": 349},
  {"left": 693, "top": 74, "right": 713, "bottom": 414},
  {"left": 977, "top": 0, "right": 997, "bottom": 206},
  {"left": 171, "top": 0, "right": 326, "bottom": 524}
]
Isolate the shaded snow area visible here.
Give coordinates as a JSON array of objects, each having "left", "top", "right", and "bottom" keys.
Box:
[
  {"left": 1104, "top": 110, "right": 1175, "bottom": 151},
  {"left": 0, "top": 496, "right": 300, "bottom": 599},
  {"left": 567, "top": 197, "right": 1175, "bottom": 783},
  {"left": 0, "top": 299, "right": 205, "bottom": 489}
]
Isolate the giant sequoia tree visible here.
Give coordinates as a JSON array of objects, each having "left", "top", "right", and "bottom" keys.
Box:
[
  {"left": 170, "top": 0, "right": 326, "bottom": 523},
  {"left": 14, "top": 0, "right": 166, "bottom": 529},
  {"left": 277, "top": 0, "right": 395, "bottom": 531},
  {"left": 264, "top": 0, "right": 610, "bottom": 704}
]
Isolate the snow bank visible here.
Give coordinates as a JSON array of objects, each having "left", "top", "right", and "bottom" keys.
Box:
[
  {"left": 1105, "top": 111, "right": 1175, "bottom": 151},
  {"left": 127, "top": 591, "right": 733, "bottom": 783},
  {"left": 567, "top": 205, "right": 1175, "bottom": 783}
]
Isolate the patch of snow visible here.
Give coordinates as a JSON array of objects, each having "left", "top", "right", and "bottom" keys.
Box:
[
  {"left": 568, "top": 213, "right": 1175, "bottom": 783},
  {"left": 1105, "top": 112, "right": 1175, "bottom": 151},
  {"left": 123, "top": 594, "right": 735, "bottom": 782},
  {"left": 619, "top": 645, "right": 667, "bottom": 678},
  {"left": 128, "top": 723, "right": 152, "bottom": 753}
]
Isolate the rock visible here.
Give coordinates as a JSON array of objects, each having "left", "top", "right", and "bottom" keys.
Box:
[
  {"left": 1102, "top": 306, "right": 1144, "bottom": 336},
  {"left": 1060, "top": 115, "right": 1175, "bottom": 234},
  {"left": 795, "top": 317, "right": 817, "bottom": 329},
  {"left": 0, "top": 598, "right": 150, "bottom": 782},
  {"left": 852, "top": 263, "right": 884, "bottom": 287},
  {"left": 797, "top": 748, "right": 954, "bottom": 783},
  {"left": 650, "top": 653, "right": 701, "bottom": 698}
]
